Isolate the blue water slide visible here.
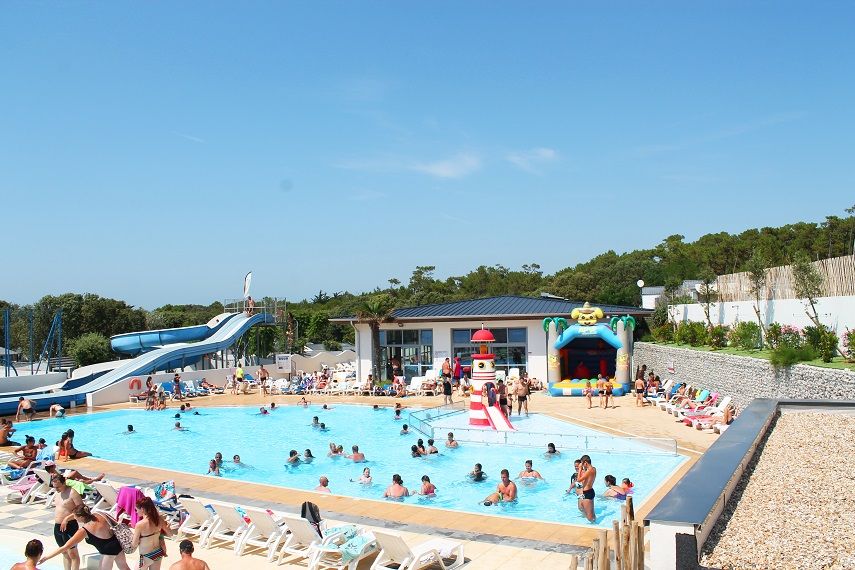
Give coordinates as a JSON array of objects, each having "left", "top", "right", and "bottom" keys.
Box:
[
  {"left": 110, "top": 313, "right": 237, "bottom": 356},
  {"left": 0, "top": 312, "right": 273, "bottom": 415}
]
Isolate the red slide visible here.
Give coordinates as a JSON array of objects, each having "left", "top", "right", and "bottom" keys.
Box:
[{"left": 485, "top": 401, "right": 515, "bottom": 431}]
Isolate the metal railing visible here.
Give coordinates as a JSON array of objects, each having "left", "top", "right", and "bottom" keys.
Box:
[
  {"left": 222, "top": 297, "right": 286, "bottom": 324},
  {"left": 408, "top": 402, "right": 678, "bottom": 455}
]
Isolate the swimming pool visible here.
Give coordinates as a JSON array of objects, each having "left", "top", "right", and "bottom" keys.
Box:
[{"left": 20, "top": 405, "right": 686, "bottom": 528}]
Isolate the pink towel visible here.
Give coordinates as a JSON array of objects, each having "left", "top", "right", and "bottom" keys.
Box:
[{"left": 115, "top": 486, "right": 145, "bottom": 527}]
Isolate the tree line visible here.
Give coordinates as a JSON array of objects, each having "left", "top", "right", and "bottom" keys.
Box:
[{"left": 1, "top": 208, "right": 852, "bottom": 364}]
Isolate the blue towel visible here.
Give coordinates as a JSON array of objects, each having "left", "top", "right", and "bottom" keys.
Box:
[{"left": 322, "top": 526, "right": 372, "bottom": 564}]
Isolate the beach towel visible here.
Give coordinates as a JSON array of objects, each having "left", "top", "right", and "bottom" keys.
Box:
[
  {"left": 115, "top": 486, "right": 145, "bottom": 526},
  {"left": 322, "top": 525, "right": 372, "bottom": 564}
]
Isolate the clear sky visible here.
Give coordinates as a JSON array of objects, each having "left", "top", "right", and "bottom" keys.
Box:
[{"left": 2, "top": 2, "right": 853, "bottom": 309}]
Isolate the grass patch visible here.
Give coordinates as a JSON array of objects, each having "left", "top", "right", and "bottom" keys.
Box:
[{"left": 650, "top": 342, "right": 855, "bottom": 371}]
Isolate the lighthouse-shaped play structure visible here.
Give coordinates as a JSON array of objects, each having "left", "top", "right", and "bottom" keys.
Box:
[{"left": 468, "top": 327, "right": 515, "bottom": 431}]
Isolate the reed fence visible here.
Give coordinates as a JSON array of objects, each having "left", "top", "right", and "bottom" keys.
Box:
[
  {"left": 573, "top": 495, "right": 645, "bottom": 570},
  {"left": 716, "top": 254, "right": 855, "bottom": 302}
]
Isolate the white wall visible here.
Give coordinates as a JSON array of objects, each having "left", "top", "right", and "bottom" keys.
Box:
[
  {"left": 0, "top": 372, "right": 68, "bottom": 396},
  {"left": 355, "top": 320, "right": 549, "bottom": 383},
  {"left": 290, "top": 350, "right": 356, "bottom": 374},
  {"left": 672, "top": 295, "right": 855, "bottom": 333}
]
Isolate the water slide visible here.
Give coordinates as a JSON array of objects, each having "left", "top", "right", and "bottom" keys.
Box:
[
  {"left": 0, "top": 312, "right": 273, "bottom": 415},
  {"left": 110, "top": 313, "right": 237, "bottom": 356},
  {"left": 485, "top": 401, "right": 515, "bottom": 431}
]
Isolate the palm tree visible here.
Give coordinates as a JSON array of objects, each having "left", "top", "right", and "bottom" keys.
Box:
[{"left": 354, "top": 294, "right": 395, "bottom": 383}]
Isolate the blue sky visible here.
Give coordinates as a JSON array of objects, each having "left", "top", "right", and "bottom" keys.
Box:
[{"left": 2, "top": 2, "right": 853, "bottom": 309}]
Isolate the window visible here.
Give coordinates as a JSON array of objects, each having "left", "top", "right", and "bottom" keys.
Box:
[
  {"left": 451, "top": 327, "right": 528, "bottom": 377},
  {"left": 379, "top": 328, "right": 433, "bottom": 382}
]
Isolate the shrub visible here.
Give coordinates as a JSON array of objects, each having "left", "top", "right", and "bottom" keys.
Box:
[
  {"left": 649, "top": 305, "right": 669, "bottom": 328},
  {"left": 770, "top": 345, "right": 815, "bottom": 368},
  {"left": 817, "top": 329, "right": 838, "bottom": 363},
  {"left": 652, "top": 324, "right": 674, "bottom": 342},
  {"left": 802, "top": 325, "right": 824, "bottom": 351},
  {"left": 708, "top": 325, "right": 729, "bottom": 349},
  {"left": 843, "top": 328, "right": 855, "bottom": 361},
  {"left": 323, "top": 339, "right": 342, "bottom": 351},
  {"left": 675, "top": 321, "right": 707, "bottom": 346},
  {"left": 728, "top": 321, "right": 762, "bottom": 351},
  {"left": 68, "top": 333, "right": 112, "bottom": 367},
  {"left": 766, "top": 323, "right": 782, "bottom": 349}
]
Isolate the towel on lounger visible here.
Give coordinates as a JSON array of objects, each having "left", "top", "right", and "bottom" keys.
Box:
[{"left": 115, "top": 486, "right": 145, "bottom": 526}]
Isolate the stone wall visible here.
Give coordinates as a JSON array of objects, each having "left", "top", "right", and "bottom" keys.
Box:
[{"left": 633, "top": 342, "right": 855, "bottom": 410}]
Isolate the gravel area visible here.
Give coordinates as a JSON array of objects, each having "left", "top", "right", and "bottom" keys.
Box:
[{"left": 701, "top": 411, "right": 855, "bottom": 570}]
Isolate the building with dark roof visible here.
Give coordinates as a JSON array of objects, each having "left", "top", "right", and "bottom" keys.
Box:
[{"left": 332, "top": 295, "right": 650, "bottom": 383}]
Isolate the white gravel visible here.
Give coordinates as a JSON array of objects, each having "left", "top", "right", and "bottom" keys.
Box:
[{"left": 701, "top": 411, "right": 855, "bottom": 570}]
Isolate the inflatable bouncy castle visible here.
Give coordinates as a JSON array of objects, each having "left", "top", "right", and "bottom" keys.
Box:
[{"left": 545, "top": 302, "right": 636, "bottom": 397}]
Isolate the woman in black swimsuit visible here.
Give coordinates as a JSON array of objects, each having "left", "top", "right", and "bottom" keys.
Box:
[{"left": 41, "top": 504, "right": 131, "bottom": 570}]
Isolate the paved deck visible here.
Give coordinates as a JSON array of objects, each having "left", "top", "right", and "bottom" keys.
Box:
[{"left": 1, "top": 390, "right": 716, "bottom": 568}]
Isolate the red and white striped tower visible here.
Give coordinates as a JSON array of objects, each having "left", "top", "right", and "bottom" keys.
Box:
[{"left": 469, "top": 328, "right": 496, "bottom": 428}]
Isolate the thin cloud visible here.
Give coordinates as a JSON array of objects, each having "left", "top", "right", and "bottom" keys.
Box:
[
  {"left": 173, "top": 131, "right": 206, "bottom": 144},
  {"left": 411, "top": 153, "right": 481, "bottom": 179},
  {"left": 335, "top": 152, "right": 482, "bottom": 179},
  {"left": 505, "top": 147, "right": 558, "bottom": 174}
]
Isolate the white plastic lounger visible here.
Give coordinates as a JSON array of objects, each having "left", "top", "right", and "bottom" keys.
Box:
[
  {"left": 177, "top": 497, "right": 219, "bottom": 542},
  {"left": 370, "top": 529, "right": 465, "bottom": 570},
  {"left": 277, "top": 513, "right": 325, "bottom": 565},
  {"left": 309, "top": 526, "right": 377, "bottom": 570},
  {"left": 91, "top": 481, "right": 119, "bottom": 512},
  {"left": 203, "top": 502, "right": 250, "bottom": 551},
  {"left": 238, "top": 507, "right": 289, "bottom": 560}
]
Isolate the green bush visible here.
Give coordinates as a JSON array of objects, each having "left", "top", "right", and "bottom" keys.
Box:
[
  {"left": 708, "top": 325, "right": 729, "bottom": 349},
  {"left": 844, "top": 328, "right": 855, "bottom": 361},
  {"left": 817, "top": 330, "right": 838, "bottom": 363},
  {"left": 675, "top": 321, "right": 707, "bottom": 346},
  {"left": 323, "top": 339, "right": 342, "bottom": 351},
  {"left": 770, "top": 345, "right": 815, "bottom": 368},
  {"left": 728, "top": 321, "right": 762, "bottom": 351},
  {"left": 68, "top": 333, "right": 112, "bottom": 367},
  {"left": 649, "top": 305, "right": 669, "bottom": 328},
  {"left": 765, "top": 323, "right": 782, "bottom": 349},
  {"left": 802, "top": 325, "right": 824, "bottom": 351},
  {"left": 652, "top": 324, "right": 675, "bottom": 342}
]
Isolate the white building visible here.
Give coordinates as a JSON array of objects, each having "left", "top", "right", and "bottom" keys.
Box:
[{"left": 333, "top": 295, "right": 652, "bottom": 383}]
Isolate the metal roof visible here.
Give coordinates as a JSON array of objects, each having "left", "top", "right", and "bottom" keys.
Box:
[{"left": 333, "top": 295, "right": 651, "bottom": 322}]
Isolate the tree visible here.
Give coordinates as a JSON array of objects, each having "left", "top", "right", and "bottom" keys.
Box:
[
  {"left": 697, "top": 269, "right": 718, "bottom": 329},
  {"left": 354, "top": 294, "right": 395, "bottom": 383},
  {"left": 68, "top": 333, "right": 112, "bottom": 367},
  {"left": 791, "top": 252, "right": 824, "bottom": 328},
  {"left": 745, "top": 250, "right": 769, "bottom": 347}
]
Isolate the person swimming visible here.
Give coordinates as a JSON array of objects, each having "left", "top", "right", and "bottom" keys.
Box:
[
  {"left": 446, "top": 432, "right": 459, "bottom": 448},
  {"left": 410, "top": 445, "right": 421, "bottom": 458},
  {"left": 351, "top": 467, "right": 372, "bottom": 484},
  {"left": 415, "top": 475, "right": 437, "bottom": 496},
  {"left": 483, "top": 469, "right": 517, "bottom": 506},
  {"left": 207, "top": 459, "right": 220, "bottom": 476},
  {"left": 319, "top": 422, "right": 328, "bottom": 431},
  {"left": 214, "top": 452, "right": 224, "bottom": 466},
  {"left": 400, "top": 424, "right": 409, "bottom": 435},
  {"left": 426, "top": 439, "right": 439, "bottom": 454},
  {"left": 174, "top": 421, "right": 187, "bottom": 431},
  {"left": 469, "top": 463, "right": 487, "bottom": 482},
  {"left": 312, "top": 416, "right": 320, "bottom": 428},
  {"left": 125, "top": 425, "right": 135, "bottom": 434},
  {"left": 258, "top": 407, "right": 269, "bottom": 415},
  {"left": 604, "top": 474, "right": 627, "bottom": 500},
  {"left": 286, "top": 450, "right": 301, "bottom": 464},
  {"left": 303, "top": 449, "right": 315, "bottom": 463},
  {"left": 545, "top": 442, "right": 560, "bottom": 457}
]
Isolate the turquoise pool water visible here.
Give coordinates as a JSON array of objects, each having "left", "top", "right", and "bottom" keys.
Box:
[{"left": 20, "top": 405, "right": 685, "bottom": 527}]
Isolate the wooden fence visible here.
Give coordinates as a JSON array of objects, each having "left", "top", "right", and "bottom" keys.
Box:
[
  {"left": 716, "top": 254, "right": 855, "bottom": 302},
  {"left": 572, "top": 496, "right": 645, "bottom": 570}
]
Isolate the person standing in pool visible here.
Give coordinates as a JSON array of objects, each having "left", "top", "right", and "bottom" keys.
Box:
[
  {"left": 517, "top": 460, "right": 544, "bottom": 480},
  {"left": 16, "top": 397, "right": 36, "bottom": 422},
  {"left": 578, "top": 455, "right": 597, "bottom": 522},
  {"left": 483, "top": 469, "right": 517, "bottom": 505},
  {"left": 11, "top": 539, "right": 43, "bottom": 570},
  {"left": 51, "top": 473, "right": 84, "bottom": 570},
  {"left": 348, "top": 445, "right": 366, "bottom": 462},
  {"left": 469, "top": 463, "right": 487, "bottom": 482},
  {"left": 445, "top": 432, "right": 458, "bottom": 448},
  {"left": 315, "top": 476, "right": 331, "bottom": 493},
  {"left": 383, "top": 474, "right": 409, "bottom": 498}
]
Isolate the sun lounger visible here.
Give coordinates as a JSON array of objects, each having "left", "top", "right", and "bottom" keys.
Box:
[
  {"left": 370, "top": 529, "right": 465, "bottom": 570},
  {"left": 238, "top": 507, "right": 289, "bottom": 560},
  {"left": 277, "top": 512, "right": 326, "bottom": 565},
  {"left": 176, "top": 497, "right": 218, "bottom": 542},
  {"left": 308, "top": 525, "right": 377, "bottom": 570},
  {"left": 678, "top": 396, "right": 731, "bottom": 420},
  {"left": 91, "top": 481, "right": 119, "bottom": 513},
  {"left": 203, "top": 502, "right": 250, "bottom": 551}
]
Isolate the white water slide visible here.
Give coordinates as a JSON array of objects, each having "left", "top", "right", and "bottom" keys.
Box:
[{"left": 0, "top": 312, "right": 273, "bottom": 415}]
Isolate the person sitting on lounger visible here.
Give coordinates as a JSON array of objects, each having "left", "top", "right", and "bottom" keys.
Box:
[{"left": 8, "top": 436, "right": 38, "bottom": 469}]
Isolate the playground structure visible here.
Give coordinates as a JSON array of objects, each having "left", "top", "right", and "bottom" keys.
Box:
[
  {"left": 468, "top": 328, "right": 515, "bottom": 431},
  {"left": 545, "top": 302, "right": 636, "bottom": 397}
]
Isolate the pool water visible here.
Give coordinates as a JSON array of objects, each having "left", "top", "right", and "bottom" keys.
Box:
[{"left": 21, "top": 405, "right": 685, "bottom": 528}]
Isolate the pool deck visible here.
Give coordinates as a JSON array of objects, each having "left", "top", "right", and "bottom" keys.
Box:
[{"left": 1, "top": 391, "right": 715, "bottom": 568}]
